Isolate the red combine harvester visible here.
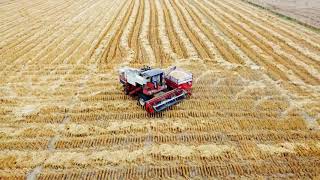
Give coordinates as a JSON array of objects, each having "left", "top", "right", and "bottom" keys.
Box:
[{"left": 119, "top": 66, "right": 192, "bottom": 113}]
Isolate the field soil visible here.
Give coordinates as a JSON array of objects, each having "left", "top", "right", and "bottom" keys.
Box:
[
  {"left": 0, "top": 0, "right": 320, "bottom": 179},
  {"left": 248, "top": 0, "right": 320, "bottom": 28}
]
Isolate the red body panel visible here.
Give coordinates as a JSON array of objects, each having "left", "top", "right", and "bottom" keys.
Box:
[{"left": 143, "top": 82, "right": 166, "bottom": 95}]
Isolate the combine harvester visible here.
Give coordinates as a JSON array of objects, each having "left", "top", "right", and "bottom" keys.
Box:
[{"left": 119, "top": 66, "right": 192, "bottom": 113}]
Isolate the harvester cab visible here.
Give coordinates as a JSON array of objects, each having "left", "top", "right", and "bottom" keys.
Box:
[
  {"left": 119, "top": 66, "right": 192, "bottom": 113},
  {"left": 140, "top": 68, "right": 166, "bottom": 94}
]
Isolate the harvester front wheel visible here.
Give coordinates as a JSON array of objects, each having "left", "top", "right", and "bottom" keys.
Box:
[
  {"left": 138, "top": 94, "right": 150, "bottom": 107},
  {"left": 139, "top": 97, "right": 145, "bottom": 106}
]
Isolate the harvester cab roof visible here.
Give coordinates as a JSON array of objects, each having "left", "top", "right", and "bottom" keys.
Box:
[
  {"left": 140, "top": 68, "right": 164, "bottom": 86},
  {"left": 140, "top": 68, "right": 163, "bottom": 78}
]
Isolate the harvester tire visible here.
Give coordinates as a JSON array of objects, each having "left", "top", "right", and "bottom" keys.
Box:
[{"left": 138, "top": 94, "right": 150, "bottom": 107}]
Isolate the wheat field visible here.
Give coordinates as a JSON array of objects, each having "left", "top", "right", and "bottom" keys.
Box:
[{"left": 0, "top": 0, "right": 320, "bottom": 179}]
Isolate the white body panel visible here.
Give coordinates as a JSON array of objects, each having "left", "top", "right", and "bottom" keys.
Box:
[
  {"left": 119, "top": 67, "right": 147, "bottom": 86},
  {"left": 127, "top": 71, "right": 147, "bottom": 85}
]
